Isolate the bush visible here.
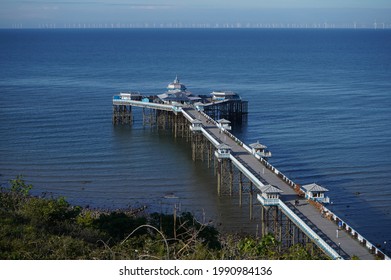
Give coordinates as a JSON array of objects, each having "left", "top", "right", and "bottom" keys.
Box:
[
  {"left": 20, "top": 196, "right": 81, "bottom": 228},
  {"left": 149, "top": 212, "right": 220, "bottom": 250},
  {"left": 92, "top": 212, "right": 147, "bottom": 244}
]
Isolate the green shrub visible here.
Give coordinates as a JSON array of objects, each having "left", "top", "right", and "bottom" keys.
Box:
[
  {"left": 149, "top": 212, "right": 220, "bottom": 249},
  {"left": 92, "top": 212, "right": 147, "bottom": 243},
  {"left": 20, "top": 196, "right": 81, "bottom": 228}
]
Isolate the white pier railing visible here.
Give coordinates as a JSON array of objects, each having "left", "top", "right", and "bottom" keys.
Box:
[
  {"left": 277, "top": 200, "right": 343, "bottom": 260},
  {"left": 113, "top": 98, "right": 177, "bottom": 112}
]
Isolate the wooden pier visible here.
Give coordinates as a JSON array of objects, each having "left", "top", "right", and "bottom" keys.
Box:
[{"left": 112, "top": 80, "right": 389, "bottom": 260}]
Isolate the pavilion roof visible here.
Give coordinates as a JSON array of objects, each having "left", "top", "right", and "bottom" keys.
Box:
[
  {"left": 302, "top": 183, "right": 329, "bottom": 192},
  {"left": 216, "top": 143, "right": 231, "bottom": 150},
  {"left": 217, "top": 118, "right": 231, "bottom": 124},
  {"left": 259, "top": 184, "right": 283, "bottom": 194},
  {"left": 250, "top": 140, "right": 267, "bottom": 149},
  {"left": 191, "top": 119, "right": 203, "bottom": 124}
]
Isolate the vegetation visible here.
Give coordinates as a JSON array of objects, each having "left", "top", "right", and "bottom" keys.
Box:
[{"left": 0, "top": 176, "right": 326, "bottom": 260}]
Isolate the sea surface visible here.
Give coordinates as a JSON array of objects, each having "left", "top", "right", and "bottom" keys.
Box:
[{"left": 0, "top": 28, "right": 390, "bottom": 249}]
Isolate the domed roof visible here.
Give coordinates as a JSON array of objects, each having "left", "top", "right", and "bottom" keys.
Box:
[{"left": 167, "top": 75, "right": 187, "bottom": 91}]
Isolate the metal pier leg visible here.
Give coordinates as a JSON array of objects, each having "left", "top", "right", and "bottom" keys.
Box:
[
  {"left": 239, "top": 172, "right": 243, "bottom": 207},
  {"left": 274, "top": 207, "right": 279, "bottom": 240},
  {"left": 112, "top": 105, "right": 118, "bottom": 124},
  {"left": 261, "top": 206, "right": 266, "bottom": 237},
  {"left": 207, "top": 142, "right": 211, "bottom": 168},
  {"left": 191, "top": 132, "right": 205, "bottom": 162},
  {"left": 229, "top": 160, "right": 233, "bottom": 196},
  {"left": 113, "top": 105, "right": 133, "bottom": 125},
  {"left": 142, "top": 108, "right": 155, "bottom": 126},
  {"left": 249, "top": 182, "right": 253, "bottom": 220},
  {"left": 173, "top": 115, "right": 178, "bottom": 138},
  {"left": 192, "top": 141, "right": 196, "bottom": 161},
  {"left": 217, "top": 160, "right": 222, "bottom": 196}
]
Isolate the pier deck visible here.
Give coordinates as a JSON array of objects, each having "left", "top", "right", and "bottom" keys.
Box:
[
  {"left": 183, "top": 107, "right": 375, "bottom": 260},
  {"left": 113, "top": 96, "right": 388, "bottom": 260}
]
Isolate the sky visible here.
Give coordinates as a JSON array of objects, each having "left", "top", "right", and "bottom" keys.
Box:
[{"left": 1, "top": 0, "right": 390, "bottom": 28}]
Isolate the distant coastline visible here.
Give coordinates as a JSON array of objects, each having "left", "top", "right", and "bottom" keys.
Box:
[{"left": 5, "top": 23, "right": 391, "bottom": 29}]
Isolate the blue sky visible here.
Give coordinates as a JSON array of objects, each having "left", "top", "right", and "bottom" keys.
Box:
[{"left": 1, "top": 0, "right": 390, "bottom": 28}]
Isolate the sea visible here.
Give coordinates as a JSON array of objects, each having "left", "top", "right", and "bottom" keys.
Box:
[{"left": 0, "top": 28, "right": 390, "bottom": 249}]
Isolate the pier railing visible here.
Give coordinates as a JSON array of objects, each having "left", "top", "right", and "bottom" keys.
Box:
[
  {"left": 113, "top": 98, "right": 176, "bottom": 112},
  {"left": 321, "top": 205, "right": 390, "bottom": 260},
  {"left": 256, "top": 194, "right": 279, "bottom": 206},
  {"left": 277, "top": 200, "right": 342, "bottom": 260}
]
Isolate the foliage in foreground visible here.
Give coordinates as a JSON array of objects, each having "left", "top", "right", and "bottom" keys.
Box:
[{"left": 0, "top": 176, "right": 326, "bottom": 260}]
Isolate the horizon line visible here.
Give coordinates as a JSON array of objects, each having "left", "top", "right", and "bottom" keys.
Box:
[{"left": 4, "top": 21, "right": 391, "bottom": 30}]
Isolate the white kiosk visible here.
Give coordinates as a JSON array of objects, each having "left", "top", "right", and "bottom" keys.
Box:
[
  {"left": 190, "top": 119, "right": 203, "bottom": 132},
  {"left": 217, "top": 118, "right": 232, "bottom": 131},
  {"left": 301, "top": 183, "right": 330, "bottom": 204},
  {"left": 214, "top": 143, "right": 231, "bottom": 159},
  {"left": 257, "top": 184, "right": 283, "bottom": 206},
  {"left": 250, "top": 140, "right": 272, "bottom": 159}
]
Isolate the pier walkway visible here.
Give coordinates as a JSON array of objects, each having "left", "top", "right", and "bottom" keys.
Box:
[{"left": 182, "top": 106, "right": 375, "bottom": 260}]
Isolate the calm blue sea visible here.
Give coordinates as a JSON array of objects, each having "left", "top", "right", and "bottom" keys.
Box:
[{"left": 0, "top": 28, "right": 390, "bottom": 248}]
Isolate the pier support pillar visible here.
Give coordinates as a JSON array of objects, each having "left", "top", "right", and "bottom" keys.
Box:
[
  {"left": 239, "top": 172, "right": 243, "bottom": 207},
  {"left": 260, "top": 205, "right": 279, "bottom": 239},
  {"left": 249, "top": 182, "right": 253, "bottom": 220},
  {"left": 143, "top": 108, "right": 156, "bottom": 126},
  {"left": 261, "top": 206, "right": 266, "bottom": 237},
  {"left": 157, "top": 110, "right": 171, "bottom": 130},
  {"left": 217, "top": 160, "right": 222, "bottom": 196},
  {"left": 191, "top": 131, "right": 205, "bottom": 162},
  {"left": 172, "top": 114, "right": 189, "bottom": 140},
  {"left": 207, "top": 142, "right": 213, "bottom": 168},
  {"left": 229, "top": 160, "right": 233, "bottom": 196},
  {"left": 112, "top": 105, "right": 133, "bottom": 125},
  {"left": 216, "top": 158, "right": 232, "bottom": 196}
]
